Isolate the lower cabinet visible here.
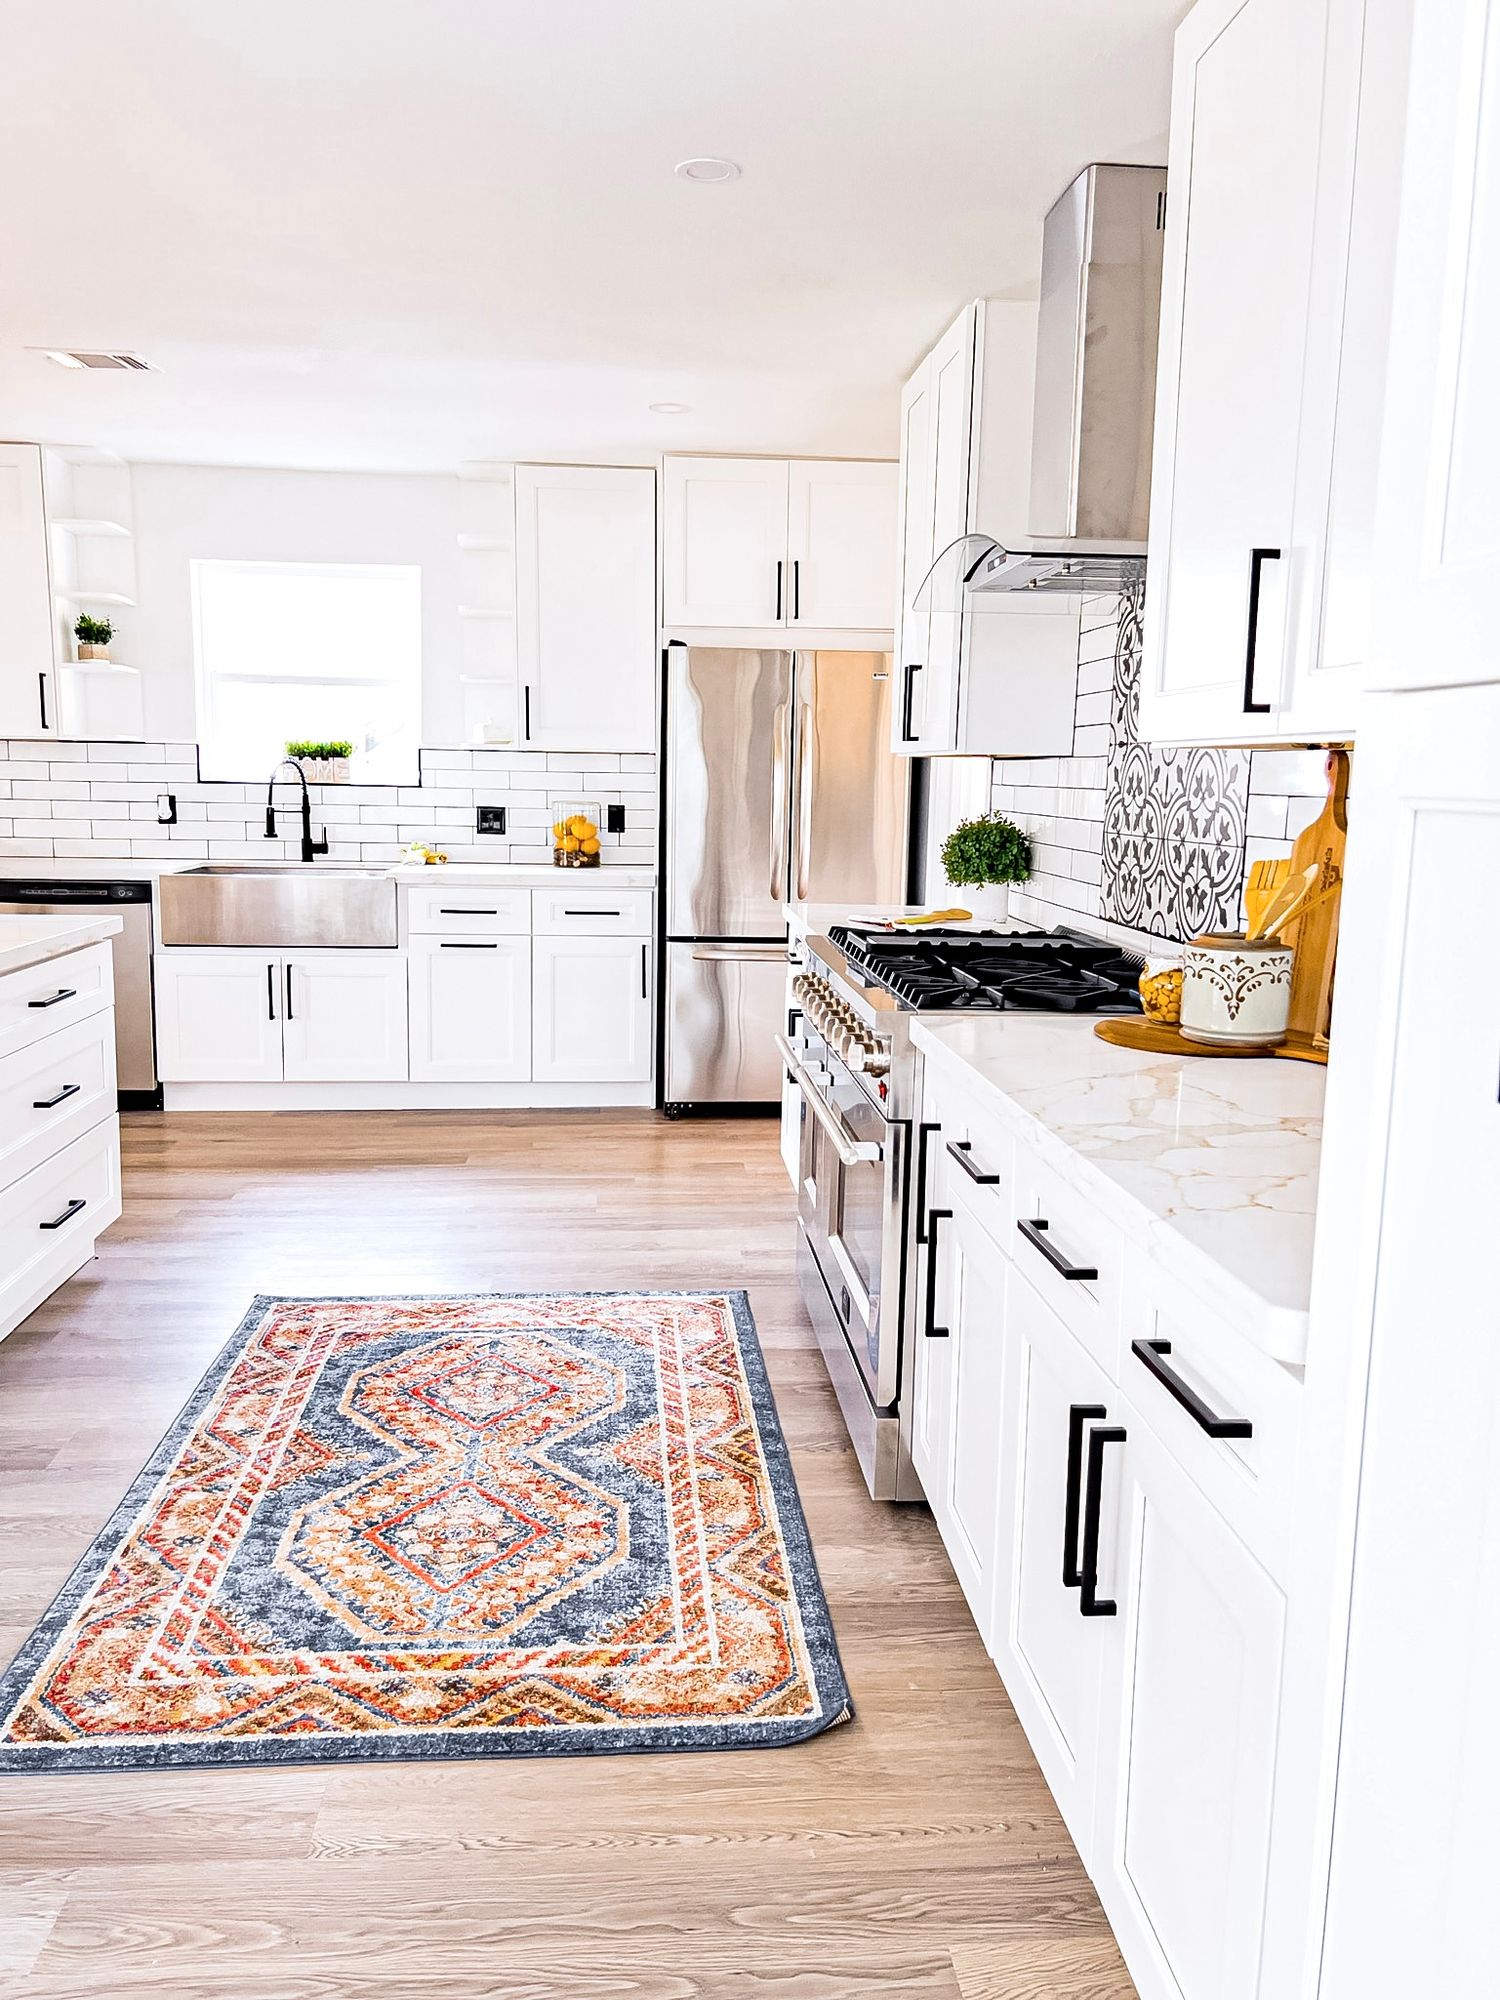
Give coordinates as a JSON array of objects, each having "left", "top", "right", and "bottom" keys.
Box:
[
  {"left": 155, "top": 951, "right": 408, "bottom": 1083},
  {"left": 408, "top": 935, "right": 531, "bottom": 1083},
  {"left": 532, "top": 933, "right": 653, "bottom": 1084}
]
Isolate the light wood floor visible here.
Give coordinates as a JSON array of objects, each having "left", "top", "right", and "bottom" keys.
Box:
[{"left": 0, "top": 1110, "right": 1135, "bottom": 1999}]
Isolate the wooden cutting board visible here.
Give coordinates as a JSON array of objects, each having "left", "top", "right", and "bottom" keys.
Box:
[{"left": 1281, "top": 748, "right": 1349, "bottom": 1051}]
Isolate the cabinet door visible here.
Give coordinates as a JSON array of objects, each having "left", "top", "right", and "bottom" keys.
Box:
[
  {"left": 154, "top": 953, "right": 283, "bottom": 1083},
  {"left": 924, "top": 1192, "right": 1009, "bottom": 1624},
  {"left": 662, "top": 456, "right": 790, "bottom": 626},
  {"left": 0, "top": 443, "right": 57, "bottom": 738},
  {"left": 785, "top": 460, "right": 897, "bottom": 629},
  {"left": 1140, "top": 0, "right": 1329, "bottom": 743},
  {"left": 915, "top": 306, "right": 979, "bottom": 753},
  {"left": 282, "top": 954, "right": 407, "bottom": 1081},
  {"left": 407, "top": 935, "right": 530, "bottom": 1082},
  {"left": 892, "top": 362, "right": 936, "bottom": 753},
  {"left": 532, "top": 934, "right": 652, "bottom": 1083},
  {"left": 1367, "top": 0, "right": 1500, "bottom": 690},
  {"left": 991, "top": 1266, "right": 1117, "bottom": 1850},
  {"left": 516, "top": 464, "right": 656, "bottom": 751},
  {"left": 1094, "top": 1405, "right": 1286, "bottom": 2000}
]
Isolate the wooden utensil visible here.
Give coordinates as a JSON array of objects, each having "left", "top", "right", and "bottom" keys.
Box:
[
  {"left": 1246, "top": 862, "right": 1321, "bottom": 942},
  {"left": 1244, "top": 857, "right": 1290, "bottom": 936},
  {"left": 1281, "top": 749, "right": 1349, "bottom": 1051}
]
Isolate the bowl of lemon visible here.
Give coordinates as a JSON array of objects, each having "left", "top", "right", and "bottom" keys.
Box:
[{"left": 551, "top": 801, "right": 603, "bottom": 868}]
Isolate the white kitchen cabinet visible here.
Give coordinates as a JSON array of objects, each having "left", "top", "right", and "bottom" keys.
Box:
[
  {"left": 532, "top": 933, "right": 652, "bottom": 1084},
  {"left": 891, "top": 302, "right": 1080, "bottom": 757},
  {"left": 407, "top": 934, "right": 530, "bottom": 1083},
  {"left": 1139, "top": 0, "right": 1414, "bottom": 744},
  {"left": 281, "top": 953, "right": 407, "bottom": 1082},
  {"left": 0, "top": 442, "right": 57, "bottom": 738},
  {"left": 1093, "top": 1397, "right": 1286, "bottom": 2000},
  {"left": 514, "top": 464, "right": 656, "bottom": 753},
  {"left": 778, "top": 1064, "right": 802, "bottom": 1190},
  {"left": 154, "top": 952, "right": 285, "bottom": 1083},
  {"left": 662, "top": 454, "right": 897, "bottom": 631}
]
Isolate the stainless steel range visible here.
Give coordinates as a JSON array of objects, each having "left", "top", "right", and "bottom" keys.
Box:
[{"left": 779, "top": 923, "right": 1143, "bottom": 1500}]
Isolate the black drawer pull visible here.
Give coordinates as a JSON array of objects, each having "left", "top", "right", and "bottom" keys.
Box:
[
  {"left": 28, "top": 988, "right": 76, "bottom": 1010},
  {"left": 40, "top": 1197, "right": 87, "bottom": 1230},
  {"left": 1017, "top": 1216, "right": 1098, "bottom": 1282},
  {"left": 1242, "top": 547, "right": 1281, "bottom": 715},
  {"left": 565, "top": 908, "right": 620, "bottom": 917},
  {"left": 914, "top": 1122, "right": 940, "bottom": 1243},
  {"left": 1132, "top": 1338, "right": 1253, "bottom": 1439},
  {"left": 1064, "top": 1403, "right": 1108, "bottom": 1589},
  {"left": 438, "top": 906, "right": 499, "bottom": 916},
  {"left": 947, "top": 1138, "right": 999, "bottom": 1185},
  {"left": 440, "top": 941, "right": 499, "bottom": 950},
  {"left": 33, "top": 1083, "right": 82, "bottom": 1110},
  {"left": 1080, "top": 1423, "right": 1125, "bottom": 1617},
  {"left": 924, "top": 1209, "right": 953, "bottom": 1337}
]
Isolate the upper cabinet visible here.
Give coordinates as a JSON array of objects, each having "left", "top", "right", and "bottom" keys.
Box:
[
  {"left": 514, "top": 463, "right": 657, "bottom": 753},
  {"left": 892, "top": 301, "right": 1080, "bottom": 759},
  {"left": 1139, "top": 0, "right": 1414, "bottom": 746},
  {"left": 0, "top": 444, "right": 59, "bottom": 738},
  {"left": 661, "top": 454, "right": 897, "bottom": 631}
]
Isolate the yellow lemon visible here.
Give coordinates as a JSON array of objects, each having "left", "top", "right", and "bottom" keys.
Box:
[
  {"left": 562, "top": 834, "right": 581, "bottom": 852},
  {"left": 552, "top": 820, "right": 568, "bottom": 840},
  {"left": 567, "top": 814, "right": 591, "bottom": 837},
  {"left": 580, "top": 836, "right": 600, "bottom": 855}
]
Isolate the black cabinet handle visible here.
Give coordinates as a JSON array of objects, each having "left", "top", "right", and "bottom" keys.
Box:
[
  {"left": 914, "top": 1122, "right": 941, "bottom": 1243},
  {"left": 1132, "top": 1338, "right": 1253, "bottom": 1439},
  {"left": 641, "top": 943, "right": 650, "bottom": 998},
  {"left": 267, "top": 963, "right": 276, "bottom": 1021},
  {"left": 946, "top": 1138, "right": 999, "bottom": 1186},
  {"left": 28, "top": 988, "right": 76, "bottom": 1010},
  {"left": 1242, "top": 547, "right": 1281, "bottom": 715},
  {"left": 775, "top": 559, "right": 784, "bottom": 621},
  {"left": 792, "top": 558, "right": 801, "bottom": 619},
  {"left": 438, "top": 906, "right": 499, "bottom": 916},
  {"left": 523, "top": 685, "right": 532, "bottom": 740},
  {"left": 440, "top": 941, "right": 498, "bottom": 949},
  {"left": 285, "top": 964, "right": 294, "bottom": 1021},
  {"left": 33, "top": 1083, "right": 82, "bottom": 1110},
  {"left": 1017, "top": 1217, "right": 1098, "bottom": 1283},
  {"left": 40, "top": 1197, "right": 86, "bottom": 1231},
  {"left": 565, "top": 909, "right": 620, "bottom": 917},
  {"left": 1080, "top": 1424, "right": 1126, "bottom": 1618},
  {"left": 924, "top": 1209, "right": 953, "bottom": 1337},
  {"left": 38, "top": 673, "right": 50, "bottom": 731},
  {"left": 900, "top": 661, "right": 923, "bottom": 742},
  {"left": 1064, "top": 1404, "right": 1108, "bottom": 1589}
]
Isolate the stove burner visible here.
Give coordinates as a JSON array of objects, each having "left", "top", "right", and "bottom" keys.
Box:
[{"left": 827, "top": 925, "right": 1144, "bottom": 1014}]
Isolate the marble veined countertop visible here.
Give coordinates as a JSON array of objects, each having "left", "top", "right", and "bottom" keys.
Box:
[
  {"left": 0, "top": 913, "right": 123, "bottom": 977},
  {"left": 912, "top": 1013, "right": 1324, "bottom": 1363}
]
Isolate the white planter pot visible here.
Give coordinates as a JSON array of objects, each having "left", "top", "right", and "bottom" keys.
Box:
[
  {"left": 296, "top": 757, "right": 351, "bottom": 784},
  {"left": 958, "top": 882, "right": 1011, "bottom": 924}
]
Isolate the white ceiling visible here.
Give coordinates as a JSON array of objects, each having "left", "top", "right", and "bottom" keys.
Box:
[{"left": 0, "top": 0, "right": 1185, "bottom": 471}]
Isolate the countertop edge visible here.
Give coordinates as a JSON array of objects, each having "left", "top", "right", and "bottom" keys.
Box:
[{"left": 0, "top": 914, "right": 124, "bottom": 976}]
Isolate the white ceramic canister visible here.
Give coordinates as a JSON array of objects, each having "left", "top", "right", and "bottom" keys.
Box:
[{"left": 1179, "top": 932, "right": 1293, "bottom": 1047}]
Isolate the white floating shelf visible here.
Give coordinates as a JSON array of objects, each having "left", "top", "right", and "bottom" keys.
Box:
[
  {"left": 458, "top": 604, "right": 513, "bottom": 619},
  {"left": 62, "top": 660, "right": 140, "bottom": 675},
  {"left": 50, "top": 517, "right": 132, "bottom": 539},
  {"left": 55, "top": 588, "right": 136, "bottom": 608},
  {"left": 457, "top": 533, "right": 509, "bottom": 552}
]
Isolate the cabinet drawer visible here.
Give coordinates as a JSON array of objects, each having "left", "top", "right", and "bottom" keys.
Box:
[
  {"left": 0, "top": 1117, "right": 120, "bottom": 1339},
  {"left": 1121, "top": 1249, "right": 1299, "bottom": 1580},
  {"left": 0, "top": 1012, "right": 116, "bottom": 1195},
  {"left": 1010, "top": 1140, "right": 1123, "bottom": 1377},
  {"left": 404, "top": 883, "right": 530, "bottom": 935},
  {"left": 0, "top": 944, "right": 113, "bottom": 1061},
  {"left": 531, "top": 886, "right": 653, "bottom": 936}
]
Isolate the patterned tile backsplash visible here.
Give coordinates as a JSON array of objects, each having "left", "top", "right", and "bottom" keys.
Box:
[
  {"left": 989, "top": 586, "right": 1341, "bottom": 954},
  {"left": 0, "top": 743, "right": 658, "bottom": 868}
]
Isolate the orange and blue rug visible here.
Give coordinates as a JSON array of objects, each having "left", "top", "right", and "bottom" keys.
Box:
[{"left": 0, "top": 1291, "right": 849, "bottom": 1770}]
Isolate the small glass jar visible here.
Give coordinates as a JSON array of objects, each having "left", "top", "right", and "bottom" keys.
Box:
[
  {"left": 1138, "top": 955, "right": 1184, "bottom": 1025},
  {"left": 551, "top": 799, "right": 602, "bottom": 868}
]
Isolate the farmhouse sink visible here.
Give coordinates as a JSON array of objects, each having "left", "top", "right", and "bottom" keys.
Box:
[{"left": 159, "top": 864, "right": 398, "bottom": 949}]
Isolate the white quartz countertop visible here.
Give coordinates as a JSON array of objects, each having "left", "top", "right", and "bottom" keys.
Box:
[
  {"left": 911, "top": 1014, "right": 1323, "bottom": 1362},
  {"left": 789, "top": 900, "right": 998, "bottom": 939},
  {"left": 0, "top": 857, "right": 655, "bottom": 889},
  {"left": 0, "top": 913, "right": 123, "bottom": 976}
]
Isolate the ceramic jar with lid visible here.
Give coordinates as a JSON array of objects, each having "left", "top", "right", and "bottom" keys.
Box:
[{"left": 1180, "top": 932, "right": 1293, "bottom": 1047}]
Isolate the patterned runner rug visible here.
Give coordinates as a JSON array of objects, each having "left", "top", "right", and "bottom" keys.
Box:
[{"left": 0, "top": 1291, "right": 849, "bottom": 1770}]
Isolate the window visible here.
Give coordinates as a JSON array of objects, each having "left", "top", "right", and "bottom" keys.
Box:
[{"left": 191, "top": 559, "right": 422, "bottom": 781}]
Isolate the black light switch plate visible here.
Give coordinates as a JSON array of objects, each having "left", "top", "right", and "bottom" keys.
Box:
[
  {"left": 156, "top": 792, "right": 177, "bottom": 825},
  {"left": 606, "top": 803, "right": 626, "bottom": 834},
  {"left": 475, "top": 805, "right": 507, "bottom": 835}
]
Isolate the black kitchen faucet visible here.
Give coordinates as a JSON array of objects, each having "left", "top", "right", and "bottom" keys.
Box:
[{"left": 265, "top": 758, "right": 329, "bottom": 864}]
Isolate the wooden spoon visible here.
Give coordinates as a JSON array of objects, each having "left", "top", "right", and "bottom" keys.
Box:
[{"left": 1246, "top": 862, "right": 1320, "bottom": 942}]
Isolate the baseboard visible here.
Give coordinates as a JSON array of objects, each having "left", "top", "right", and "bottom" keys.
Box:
[{"left": 159, "top": 1081, "right": 658, "bottom": 1112}]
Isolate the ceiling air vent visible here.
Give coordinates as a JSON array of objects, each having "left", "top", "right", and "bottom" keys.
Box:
[{"left": 34, "top": 348, "right": 158, "bottom": 372}]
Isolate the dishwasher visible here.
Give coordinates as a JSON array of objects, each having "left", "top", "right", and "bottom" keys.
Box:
[{"left": 0, "top": 878, "right": 161, "bottom": 1109}]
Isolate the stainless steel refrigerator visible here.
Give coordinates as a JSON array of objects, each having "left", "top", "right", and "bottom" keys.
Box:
[{"left": 662, "top": 644, "right": 908, "bottom": 1110}]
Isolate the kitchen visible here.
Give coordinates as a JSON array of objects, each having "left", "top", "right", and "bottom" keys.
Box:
[{"left": 0, "top": 2, "right": 1495, "bottom": 1997}]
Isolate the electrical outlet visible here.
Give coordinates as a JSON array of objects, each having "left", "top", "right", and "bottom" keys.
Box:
[
  {"left": 475, "top": 805, "right": 507, "bottom": 835},
  {"left": 606, "top": 803, "right": 626, "bottom": 834},
  {"left": 156, "top": 792, "right": 177, "bottom": 825}
]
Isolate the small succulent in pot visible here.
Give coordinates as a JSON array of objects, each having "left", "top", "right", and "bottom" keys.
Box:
[
  {"left": 285, "top": 738, "right": 354, "bottom": 783},
  {"left": 939, "top": 811, "right": 1031, "bottom": 923},
  {"left": 74, "top": 613, "right": 113, "bottom": 661}
]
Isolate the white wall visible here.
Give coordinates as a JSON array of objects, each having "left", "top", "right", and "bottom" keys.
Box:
[{"left": 130, "top": 464, "right": 463, "bottom": 745}]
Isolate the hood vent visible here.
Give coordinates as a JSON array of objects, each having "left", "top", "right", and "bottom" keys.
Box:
[
  {"left": 37, "top": 349, "right": 157, "bottom": 372},
  {"left": 917, "top": 162, "right": 1165, "bottom": 608}
]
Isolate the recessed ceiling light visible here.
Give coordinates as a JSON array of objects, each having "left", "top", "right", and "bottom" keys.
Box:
[
  {"left": 649, "top": 401, "right": 691, "bottom": 415},
  {"left": 674, "top": 157, "right": 741, "bottom": 184}
]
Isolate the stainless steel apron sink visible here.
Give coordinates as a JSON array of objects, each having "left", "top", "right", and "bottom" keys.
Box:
[{"left": 158, "top": 865, "right": 399, "bottom": 948}]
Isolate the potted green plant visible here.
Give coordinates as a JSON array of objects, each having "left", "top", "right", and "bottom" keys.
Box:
[
  {"left": 939, "top": 811, "right": 1031, "bottom": 922},
  {"left": 286, "top": 738, "right": 354, "bottom": 784},
  {"left": 74, "top": 613, "right": 113, "bottom": 662}
]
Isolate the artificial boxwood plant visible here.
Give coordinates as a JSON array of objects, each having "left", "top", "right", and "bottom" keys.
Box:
[
  {"left": 285, "top": 740, "right": 354, "bottom": 760},
  {"left": 73, "top": 614, "right": 114, "bottom": 646},
  {"left": 939, "top": 811, "right": 1032, "bottom": 887}
]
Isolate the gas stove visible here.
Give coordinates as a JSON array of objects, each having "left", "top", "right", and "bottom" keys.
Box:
[{"left": 826, "top": 923, "right": 1145, "bottom": 1014}]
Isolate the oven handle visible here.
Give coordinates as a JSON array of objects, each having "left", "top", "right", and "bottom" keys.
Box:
[{"left": 774, "top": 1035, "right": 883, "bottom": 1166}]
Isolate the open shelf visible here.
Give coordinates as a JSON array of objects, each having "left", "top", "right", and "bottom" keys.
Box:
[
  {"left": 54, "top": 588, "right": 136, "bottom": 608},
  {"left": 49, "top": 517, "right": 132, "bottom": 539}
]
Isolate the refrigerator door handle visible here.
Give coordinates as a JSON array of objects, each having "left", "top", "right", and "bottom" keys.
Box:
[
  {"left": 794, "top": 682, "right": 815, "bottom": 901},
  {"left": 690, "top": 946, "right": 790, "bottom": 963},
  {"left": 769, "top": 692, "right": 791, "bottom": 902}
]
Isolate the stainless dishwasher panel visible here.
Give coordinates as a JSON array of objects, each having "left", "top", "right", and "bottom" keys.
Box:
[{"left": 0, "top": 879, "right": 160, "bottom": 1104}]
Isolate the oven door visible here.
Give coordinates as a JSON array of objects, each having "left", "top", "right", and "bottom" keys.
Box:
[{"left": 788, "top": 1041, "right": 903, "bottom": 1407}]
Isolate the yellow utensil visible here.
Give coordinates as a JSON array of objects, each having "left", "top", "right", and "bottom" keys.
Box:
[
  {"left": 1244, "top": 857, "right": 1289, "bottom": 936},
  {"left": 1246, "top": 863, "right": 1320, "bottom": 942},
  {"left": 895, "top": 907, "right": 973, "bottom": 926}
]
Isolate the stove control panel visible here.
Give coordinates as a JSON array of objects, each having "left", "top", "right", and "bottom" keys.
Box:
[{"left": 792, "top": 972, "right": 891, "bottom": 1077}]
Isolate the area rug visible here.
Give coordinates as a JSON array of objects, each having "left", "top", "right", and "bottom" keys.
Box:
[{"left": 0, "top": 1291, "right": 849, "bottom": 1770}]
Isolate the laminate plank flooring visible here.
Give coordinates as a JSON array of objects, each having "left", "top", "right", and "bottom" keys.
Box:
[{"left": 0, "top": 1109, "right": 1135, "bottom": 1999}]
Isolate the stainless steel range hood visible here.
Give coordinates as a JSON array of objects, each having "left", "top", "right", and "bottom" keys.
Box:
[{"left": 918, "top": 162, "right": 1167, "bottom": 605}]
